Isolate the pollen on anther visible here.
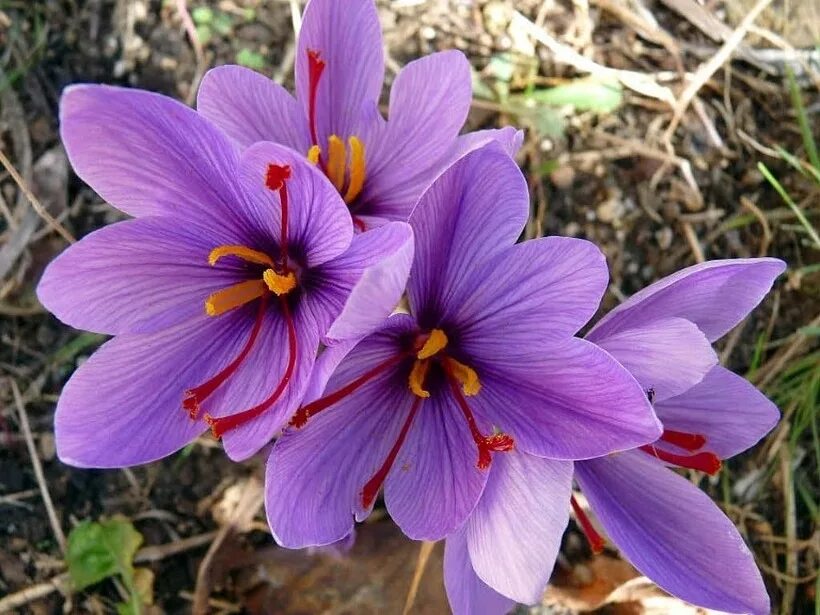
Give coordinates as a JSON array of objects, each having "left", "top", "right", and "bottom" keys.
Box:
[
  {"left": 266, "top": 164, "right": 292, "bottom": 191},
  {"left": 417, "top": 329, "right": 448, "bottom": 359},
  {"left": 263, "top": 269, "right": 297, "bottom": 295},
  {"left": 408, "top": 360, "right": 431, "bottom": 398}
]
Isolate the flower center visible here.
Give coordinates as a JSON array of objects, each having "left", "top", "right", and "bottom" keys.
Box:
[
  {"left": 639, "top": 428, "right": 721, "bottom": 475},
  {"left": 182, "top": 164, "right": 300, "bottom": 438},
  {"left": 288, "top": 327, "right": 514, "bottom": 508},
  {"left": 305, "top": 49, "right": 367, "bottom": 229}
]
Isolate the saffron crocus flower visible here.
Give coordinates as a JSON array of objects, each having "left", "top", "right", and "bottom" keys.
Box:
[
  {"left": 264, "top": 143, "right": 661, "bottom": 548},
  {"left": 37, "top": 85, "right": 413, "bottom": 466},
  {"left": 441, "top": 259, "right": 785, "bottom": 615},
  {"left": 573, "top": 258, "right": 785, "bottom": 615},
  {"left": 197, "top": 0, "right": 521, "bottom": 229}
]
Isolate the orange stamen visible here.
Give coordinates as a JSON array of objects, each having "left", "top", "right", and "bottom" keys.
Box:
[
  {"left": 208, "top": 245, "right": 275, "bottom": 268},
  {"left": 205, "top": 279, "right": 267, "bottom": 317}
]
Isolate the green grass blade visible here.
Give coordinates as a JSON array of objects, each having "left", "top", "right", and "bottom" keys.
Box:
[
  {"left": 786, "top": 68, "right": 820, "bottom": 172},
  {"left": 758, "top": 162, "right": 820, "bottom": 248}
]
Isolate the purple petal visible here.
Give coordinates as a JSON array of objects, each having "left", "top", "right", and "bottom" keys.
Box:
[
  {"left": 591, "top": 317, "right": 718, "bottom": 402},
  {"left": 451, "top": 237, "right": 608, "bottom": 352},
  {"left": 444, "top": 529, "right": 516, "bottom": 615},
  {"left": 54, "top": 312, "right": 260, "bottom": 468},
  {"left": 197, "top": 65, "right": 310, "bottom": 151},
  {"left": 208, "top": 306, "right": 320, "bottom": 462},
  {"left": 360, "top": 51, "right": 472, "bottom": 220},
  {"left": 302, "top": 339, "right": 359, "bottom": 404},
  {"left": 588, "top": 258, "right": 786, "bottom": 343},
  {"left": 317, "top": 221, "right": 414, "bottom": 343},
  {"left": 656, "top": 366, "right": 779, "bottom": 459},
  {"left": 407, "top": 145, "right": 529, "bottom": 322},
  {"left": 448, "top": 127, "right": 525, "bottom": 163},
  {"left": 60, "top": 85, "right": 240, "bottom": 223},
  {"left": 37, "top": 218, "right": 237, "bottom": 335},
  {"left": 575, "top": 450, "right": 769, "bottom": 614},
  {"left": 384, "top": 391, "right": 488, "bottom": 541},
  {"left": 265, "top": 316, "right": 415, "bottom": 548},
  {"left": 236, "top": 142, "right": 352, "bottom": 268},
  {"left": 295, "top": 0, "right": 383, "bottom": 141},
  {"left": 465, "top": 452, "right": 572, "bottom": 603},
  {"left": 469, "top": 337, "right": 661, "bottom": 459}
]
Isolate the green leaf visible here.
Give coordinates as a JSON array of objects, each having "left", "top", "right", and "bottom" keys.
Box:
[
  {"left": 191, "top": 6, "right": 214, "bottom": 25},
  {"left": 67, "top": 516, "right": 143, "bottom": 592},
  {"left": 236, "top": 48, "right": 266, "bottom": 70},
  {"left": 526, "top": 78, "right": 623, "bottom": 114}
]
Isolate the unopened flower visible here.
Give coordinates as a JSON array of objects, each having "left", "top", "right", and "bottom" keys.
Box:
[
  {"left": 39, "top": 85, "right": 413, "bottom": 467},
  {"left": 197, "top": 0, "right": 521, "bottom": 230},
  {"left": 264, "top": 143, "right": 660, "bottom": 548},
  {"left": 446, "top": 259, "right": 785, "bottom": 615}
]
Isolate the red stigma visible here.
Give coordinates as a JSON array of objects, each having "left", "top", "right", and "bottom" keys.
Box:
[
  {"left": 265, "top": 163, "right": 292, "bottom": 191},
  {"left": 659, "top": 429, "right": 706, "bottom": 451},
  {"left": 264, "top": 164, "right": 292, "bottom": 268},
  {"left": 183, "top": 295, "right": 269, "bottom": 419},
  {"left": 361, "top": 396, "right": 423, "bottom": 509},
  {"left": 307, "top": 49, "right": 326, "bottom": 147},
  {"left": 352, "top": 217, "right": 367, "bottom": 233},
  {"left": 445, "top": 366, "right": 514, "bottom": 470},
  {"left": 290, "top": 352, "right": 408, "bottom": 428},
  {"left": 205, "top": 297, "right": 298, "bottom": 438},
  {"left": 571, "top": 495, "right": 605, "bottom": 554},
  {"left": 640, "top": 444, "right": 722, "bottom": 475}
]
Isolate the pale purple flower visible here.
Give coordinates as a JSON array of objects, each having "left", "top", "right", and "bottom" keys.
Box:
[
  {"left": 264, "top": 143, "right": 661, "bottom": 549},
  {"left": 197, "top": 0, "right": 521, "bottom": 230},
  {"left": 445, "top": 258, "right": 784, "bottom": 615},
  {"left": 38, "top": 85, "right": 413, "bottom": 467}
]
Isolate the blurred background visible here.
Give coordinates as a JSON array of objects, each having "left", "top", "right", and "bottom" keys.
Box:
[{"left": 0, "top": 0, "right": 817, "bottom": 613}]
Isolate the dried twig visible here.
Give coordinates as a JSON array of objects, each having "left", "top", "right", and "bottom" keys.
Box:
[
  {"left": 402, "top": 541, "right": 436, "bottom": 615},
  {"left": 0, "top": 147, "right": 75, "bottom": 244},
  {"left": 663, "top": 0, "right": 774, "bottom": 142},
  {"left": 10, "top": 379, "right": 67, "bottom": 554}
]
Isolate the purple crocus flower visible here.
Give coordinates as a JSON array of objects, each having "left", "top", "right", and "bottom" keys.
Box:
[
  {"left": 37, "top": 85, "right": 413, "bottom": 466},
  {"left": 263, "top": 143, "right": 661, "bottom": 548},
  {"left": 445, "top": 258, "right": 785, "bottom": 615},
  {"left": 197, "top": 0, "right": 521, "bottom": 230}
]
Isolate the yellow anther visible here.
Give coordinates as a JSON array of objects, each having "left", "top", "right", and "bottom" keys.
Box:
[
  {"left": 307, "top": 145, "right": 321, "bottom": 165},
  {"left": 209, "top": 245, "right": 274, "bottom": 268},
  {"left": 205, "top": 279, "right": 267, "bottom": 317},
  {"left": 408, "top": 360, "right": 431, "bottom": 398},
  {"left": 417, "top": 328, "right": 448, "bottom": 360},
  {"left": 263, "top": 269, "right": 297, "bottom": 295},
  {"left": 326, "top": 135, "right": 346, "bottom": 191},
  {"left": 445, "top": 357, "right": 481, "bottom": 396},
  {"left": 343, "top": 136, "right": 366, "bottom": 204}
]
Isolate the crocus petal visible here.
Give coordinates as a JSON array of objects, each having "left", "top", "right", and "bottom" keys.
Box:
[
  {"left": 266, "top": 316, "right": 416, "bottom": 548},
  {"left": 469, "top": 337, "right": 661, "bottom": 459},
  {"left": 407, "top": 144, "right": 529, "bottom": 325},
  {"left": 588, "top": 258, "right": 786, "bottom": 343},
  {"left": 60, "top": 85, "right": 240, "bottom": 225},
  {"left": 359, "top": 50, "right": 472, "bottom": 220},
  {"left": 444, "top": 530, "right": 516, "bottom": 615},
  {"left": 54, "top": 311, "right": 260, "bottom": 468},
  {"left": 465, "top": 452, "right": 572, "bottom": 604},
  {"left": 448, "top": 127, "right": 525, "bottom": 164},
  {"left": 236, "top": 142, "right": 353, "bottom": 268},
  {"left": 295, "top": 0, "right": 384, "bottom": 141},
  {"left": 316, "top": 221, "right": 414, "bottom": 343},
  {"left": 384, "top": 391, "right": 488, "bottom": 541},
  {"left": 37, "top": 217, "right": 239, "bottom": 335},
  {"left": 591, "top": 317, "right": 718, "bottom": 402},
  {"left": 197, "top": 65, "right": 310, "bottom": 151},
  {"left": 207, "top": 307, "right": 319, "bottom": 462},
  {"left": 655, "top": 366, "right": 779, "bottom": 459},
  {"left": 575, "top": 451, "right": 770, "bottom": 615},
  {"left": 451, "top": 237, "right": 608, "bottom": 352}
]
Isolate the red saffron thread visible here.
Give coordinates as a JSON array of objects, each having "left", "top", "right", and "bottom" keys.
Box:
[
  {"left": 659, "top": 429, "right": 706, "bottom": 451},
  {"left": 360, "top": 395, "right": 423, "bottom": 509},
  {"left": 306, "top": 49, "right": 325, "bottom": 148},
  {"left": 205, "top": 297, "right": 298, "bottom": 438},
  {"left": 639, "top": 444, "right": 721, "bottom": 475},
  {"left": 265, "top": 164, "right": 292, "bottom": 268},
  {"left": 571, "top": 495, "right": 605, "bottom": 554},
  {"left": 444, "top": 366, "right": 514, "bottom": 469},
  {"left": 183, "top": 295, "right": 269, "bottom": 419},
  {"left": 290, "top": 352, "right": 408, "bottom": 428}
]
